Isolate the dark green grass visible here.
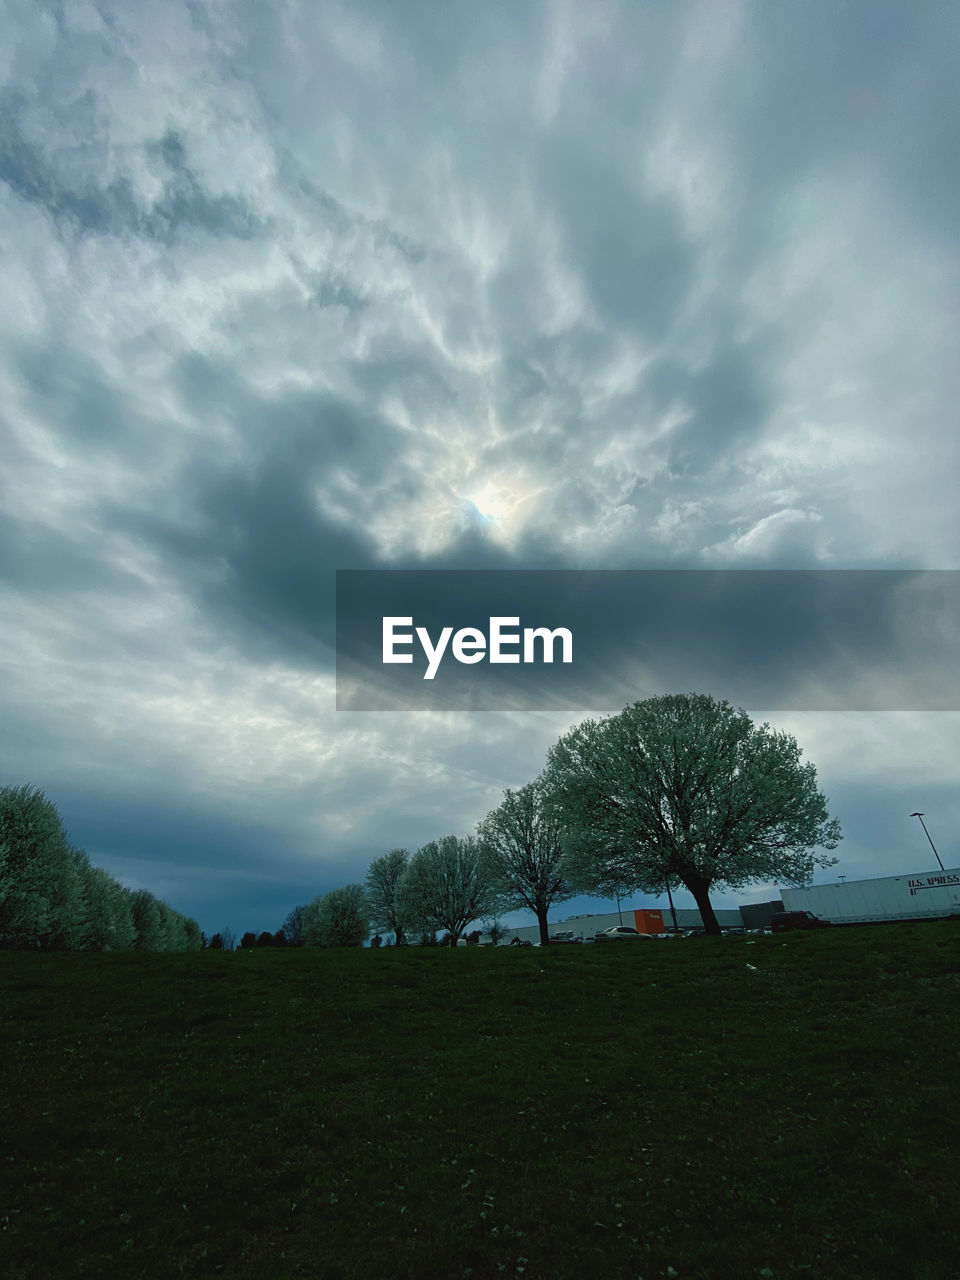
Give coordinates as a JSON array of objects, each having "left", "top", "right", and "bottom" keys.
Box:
[{"left": 2, "top": 924, "right": 959, "bottom": 1279}]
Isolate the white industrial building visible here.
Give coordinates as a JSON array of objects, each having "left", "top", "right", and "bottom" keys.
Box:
[
  {"left": 495, "top": 866, "right": 960, "bottom": 942},
  {"left": 781, "top": 866, "right": 960, "bottom": 924},
  {"left": 501, "top": 906, "right": 745, "bottom": 944}
]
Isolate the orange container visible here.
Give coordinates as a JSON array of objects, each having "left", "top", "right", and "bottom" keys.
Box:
[{"left": 632, "top": 908, "right": 665, "bottom": 934}]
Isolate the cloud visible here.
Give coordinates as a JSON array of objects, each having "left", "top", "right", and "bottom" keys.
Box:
[{"left": 1, "top": 0, "right": 957, "bottom": 931}]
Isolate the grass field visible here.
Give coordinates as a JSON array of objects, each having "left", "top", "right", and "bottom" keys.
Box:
[{"left": 2, "top": 923, "right": 959, "bottom": 1279}]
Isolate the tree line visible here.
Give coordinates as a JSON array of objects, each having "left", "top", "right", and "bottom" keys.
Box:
[
  {"left": 0, "top": 784, "right": 201, "bottom": 951},
  {"left": 293, "top": 693, "right": 842, "bottom": 947},
  {"left": 2, "top": 695, "right": 842, "bottom": 951}
]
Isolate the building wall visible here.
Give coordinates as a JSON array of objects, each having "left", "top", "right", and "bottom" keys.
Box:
[
  {"left": 781, "top": 867, "right": 960, "bottom": 923},
  {"left": 492, "top": 870, "right": 960, "bottom": 942},
  {"left": 503, "top": 906, "right": 744, "bottom": 943}
]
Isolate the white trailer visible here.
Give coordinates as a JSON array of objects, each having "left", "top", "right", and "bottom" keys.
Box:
[{"left": 781, "top": 867, "right": 960, "bottom": 924}]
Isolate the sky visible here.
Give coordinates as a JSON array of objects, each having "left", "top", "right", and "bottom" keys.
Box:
[{"left": 2, "top": 0, "right": 958, "bottom": 939}]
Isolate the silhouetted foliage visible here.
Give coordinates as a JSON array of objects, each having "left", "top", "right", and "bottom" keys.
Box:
[
  {"left": 302, "top": 885, "right": 370, "bottom": 948},
  {"left": 484, "top": 918, "right": 510, "bottom": 946},
  {"left": 400, "top": 835, "right": 498, "bottom": 947},
  {"left": 478, "top": 781, "right": 574, "bottom": 946},
  {"left": 282, "top": 905, "right": 305, "bottom": 947},
  {"left": 131, "top": 890, "right": 164, "bottom": 952},
  {"left": 365, "top": 849, "right": 413, "bottom": 946}
]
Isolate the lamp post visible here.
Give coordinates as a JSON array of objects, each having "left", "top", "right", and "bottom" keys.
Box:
[{"left": 910, "top": 812, "right": 945, "bottom": 872}]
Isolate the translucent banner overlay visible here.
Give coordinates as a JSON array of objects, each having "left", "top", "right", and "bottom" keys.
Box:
[{"left": 335, "top": 570, "right": 959, "bottom": 711}]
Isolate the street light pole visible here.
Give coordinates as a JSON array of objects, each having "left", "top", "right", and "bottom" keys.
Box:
[{"left": 910, "top": 812, "right": 945, "bottom": 872}]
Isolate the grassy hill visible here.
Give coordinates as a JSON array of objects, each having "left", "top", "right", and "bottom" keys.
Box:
[{"left": 2, "top": 923, "right": 958, "bottom": 1279}]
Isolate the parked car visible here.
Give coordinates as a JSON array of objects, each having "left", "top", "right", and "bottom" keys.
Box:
[
  {"left": 547, "top": 931, "right": 582, "bottom": 944},
  {"left": 770, "top": 910, "right": 831, "bottom": 932},
  {"left": 509, "top": 937, "right": 534, "bottom": 946},
  {"left": 594, "top": 926, "right": 646, "bottom": 941}
]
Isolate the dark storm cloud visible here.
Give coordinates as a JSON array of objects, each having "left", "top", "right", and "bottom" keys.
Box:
[
  {"left": 0, "top": 506, "right": 143, "bottom": 597},
  {"left": 109, "top": 444, "right": 568, "bottom": 671},
  {"left": 101, "top": 391, "right": 392, "bottom": 662},
  {"left": 730, "top": 1, "right": 960, "bottom": 230},
  {"left": 0, "top": 104, "right": 265, "bottom": 243},
  {"left": 52, "top": 787, "right": 350, "bottom": 935},
  {"left": 665, "top": 344, "right": 771, "bottom": 477},
  {"left": 275, "top": 148, "right": 426, "bottom": 266},
  {"left": 12, "top": 336, "right": 164, "bottom": 456},
  {"left": 93, "top": 349, "right": 572, "bottom": 669},
  {"left": 340, "top": 349, "right": 458, "bottom": 410},
  {"left": 56, "top": 787, "right": 287, "bottom": 874},
  {"left": 534, "top": 135, "right": 697, "bottom": 338}
]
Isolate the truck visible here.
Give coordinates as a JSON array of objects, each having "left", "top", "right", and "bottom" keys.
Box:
[{"left": 781, "top": 867, "right": 960, "bottom": 925}]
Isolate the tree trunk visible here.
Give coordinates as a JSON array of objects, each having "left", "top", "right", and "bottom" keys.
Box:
[
  {"left": 535, "top": 903, "right": 549, "bottom": 946},
  {"left": 687, "top": 878, "right": 722, "bottom": 935}
]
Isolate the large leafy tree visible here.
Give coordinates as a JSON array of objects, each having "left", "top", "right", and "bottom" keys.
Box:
[
  {"left": 131, "top": 889, "right": 164, "bottom": 951},
  {"left": 302, "top": 885, "right": 370, "bottom": 947},
  {"left": 365, "top": 848, "right": 413, "bottom": 946},
  {"left": 82, "top": 867, "right": 137, "bottom": 950},
  {"left": 183, "top": 918, "right": 203, "bottom": 950},
  {"left": 0, "top": 785, "right": 76, "bottom": 949},
  {"left": 400, "top": 835, "right": 497, "bottom": 947},
  {"left": 477, "top": 783, "right": 574, "bottom": 946},
  {"left": 542, "top": 693, "right": 842, "bottom": 935}
]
